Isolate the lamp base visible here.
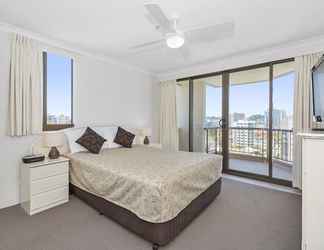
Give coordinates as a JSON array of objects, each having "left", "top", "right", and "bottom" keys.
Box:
[
  {"left": 144, "top": 136, "right": 150, "bottom": 145},
  {"left": 48, "top": 146, "right": 60, "bottom": 159}
]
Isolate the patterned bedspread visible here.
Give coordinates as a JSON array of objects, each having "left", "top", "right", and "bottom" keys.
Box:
[{"left": 67, "top": 145, "right": 222, "bottom": 223}]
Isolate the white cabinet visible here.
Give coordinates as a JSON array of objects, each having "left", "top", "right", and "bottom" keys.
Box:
[
  {"left": 20, "top": 157, "right": 69, "bottom": 215},
  {"left": 301, "top": 134, "right": 324, "bottom": 250}
]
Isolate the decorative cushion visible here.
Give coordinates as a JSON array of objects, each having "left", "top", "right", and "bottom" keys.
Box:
[
  {"left": 113, "top": 127, "right": 135, "bottom": 148},
  {"left": 76, "top": 127, "right": 106, "bottom": 154},
  {"left": 64, "top": 128, "right": 88, "bottom": 154}
]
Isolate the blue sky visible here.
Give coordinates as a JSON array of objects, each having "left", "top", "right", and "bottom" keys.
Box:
[
  {"left": 47, "top": 53, "right": 72, "bottom": 117},
  {"left": 206, "top": 72, "right": 294, "bottom": 117}
]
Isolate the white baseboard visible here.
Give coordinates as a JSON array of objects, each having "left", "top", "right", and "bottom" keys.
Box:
[
  {"left": 0, "top": 199, "right": 19, "bottom": 210},
  {"left": 223, "top": 174, "right": 301, "bottom": 195}
]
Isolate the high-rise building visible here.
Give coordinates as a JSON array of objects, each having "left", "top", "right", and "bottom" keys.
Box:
[
  {"left": 265, "top": 109, "right": 288, "bottom": 129},
  {"left": 47, "top": 114, "right": 57, "bottom": 124},
  {"left": 230, "top": 120, "right": 266, "bottom": 157},
  {"left": 231, "top": 120, "right": 255, "bottom": 149},
  {"left": 231, "top": 112, "right": 245, "bottom": 124},
  {"left": 247, "top": 114, "right": 266, "bottom": 127},
  {"left": 205, "top": 116, "right": 221, "bottom": 128},
  {"left": 58, "top": 113, "right": 71, "bottom": 124},
  {"left": 47, "top": 113, "right": 71, "bottom": 124}
]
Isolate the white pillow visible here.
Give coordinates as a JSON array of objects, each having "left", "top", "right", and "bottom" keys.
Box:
[
  {"left": 94, "top": 126, "right": 121, "bottom": 149},
  {"left": 64, "top": 127, "right": 88, "bottom": 154},
  {"left": 65, "top": 126, "right": 140, "bottom": 153},
  {"left": 125, "top": 128, "right": 141, "bottom": 145}
]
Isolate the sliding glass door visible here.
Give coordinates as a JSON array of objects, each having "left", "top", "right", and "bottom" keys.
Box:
[
  {"left": 228, "top": 67, "right": 270, "bottom": 176},
  {"left": 272, "top": 62, "right": 295, "bottom": 181},
  {"left": 177, "top": 59, "right": 295, "bottom": 186}
]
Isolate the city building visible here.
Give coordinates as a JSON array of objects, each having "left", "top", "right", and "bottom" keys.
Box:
[
  {"left": 265, "top": 109, "right": 290, "bottom": 129},
  {"left": 205, "top": 116, "right": 221, "bottom": 128},
  {"left": 231, "top": 112, "right": 245, "bottom": 123},
  {"left": 47, "top": 114, "right": 57, "bottom": 124},
  {"left": 47, "top": 113, "right": 71, "bottom": 125}
]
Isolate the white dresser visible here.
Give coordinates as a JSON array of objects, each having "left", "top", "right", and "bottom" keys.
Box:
[
  {"left": 300, "top": 133, "right": 324, "bottom": 250},
  {"left": 20, "top": 157, "right": 69, "bottom": 215}
]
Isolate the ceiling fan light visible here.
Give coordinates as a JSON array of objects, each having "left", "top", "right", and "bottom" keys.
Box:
[{"left": 166, "top": 33, "right": 185, "bottom": 48}]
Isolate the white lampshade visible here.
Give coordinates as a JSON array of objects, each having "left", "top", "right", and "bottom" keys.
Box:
[
  {"left": 43, "top": 131, "right": 63, "bottom": 147},
  {"left": 142, "top": 128, "right": 152, "bottom": 137}
]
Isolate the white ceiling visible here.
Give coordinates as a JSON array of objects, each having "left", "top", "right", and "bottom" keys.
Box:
[{"left": 1, "top": 0, "right": 324, "bottom": 74}]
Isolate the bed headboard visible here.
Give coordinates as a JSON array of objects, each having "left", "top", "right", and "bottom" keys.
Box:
[{"left": 33, "top": 126, "right": 145, "bottom": 156}]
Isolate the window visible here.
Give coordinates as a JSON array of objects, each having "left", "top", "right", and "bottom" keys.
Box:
[
  {"left": 177, "top": 58, "right": 295, "bottom": 186},
  {"left": 43, "top": 52, "right": 73, "bottom": 131},
  {"left": 272, "top": 61, "right": 295, "bottom": 180}
]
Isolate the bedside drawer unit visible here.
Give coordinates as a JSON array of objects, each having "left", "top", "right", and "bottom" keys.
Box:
[
  {"left": 20, "top": 157, "right": 70, "bottom": 215},
  {"left": 30, "top": 162, "right": 68, "bottom": 180},
  {"left": 31, "top": 174, "right": 68, "bottom": 195},
  {"left": 30, "top": 187, "right": 69, "bottom": 214}
]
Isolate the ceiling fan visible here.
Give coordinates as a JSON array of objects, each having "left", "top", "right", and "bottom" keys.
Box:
[{"left": 129, "top": 2, "right": 235, "bottom": 52}]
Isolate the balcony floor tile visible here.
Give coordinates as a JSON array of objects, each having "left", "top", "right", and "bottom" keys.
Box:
[{"left": 229, "top": 159, "right": 292, "bottom": 181}]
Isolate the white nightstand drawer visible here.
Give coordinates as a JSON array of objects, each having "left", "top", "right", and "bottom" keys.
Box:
[
  {"left": 30, "top": 162, "right": 68, "bottom": 181},
  {"left": 31, "top": 186, "right": 68, "bottom": 211},
  {"left": 31, "top": 173, "right": 68, "bottom": 195}
]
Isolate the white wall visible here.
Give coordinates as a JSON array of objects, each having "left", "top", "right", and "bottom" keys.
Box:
[
  {"left": 0, "top": 31, "right": 160, "bottom": 209},
  {"left": 74, "top": 56, "right": 156, "bottom": 129},
  {"left": 158, "top": 34, "right": 324, "bottom": 81}
]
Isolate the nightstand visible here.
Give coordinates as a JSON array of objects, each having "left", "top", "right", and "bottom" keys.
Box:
[
  {"left": 20, "top": 157, "right": 69, "bottom": 215},
  {"left": 144, "top": 143, "right": 162, "bottom": 149}
]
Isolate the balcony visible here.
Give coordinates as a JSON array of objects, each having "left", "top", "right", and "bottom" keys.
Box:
[{"left": 205, "top": 127, "right": 293, "bottom": 181}]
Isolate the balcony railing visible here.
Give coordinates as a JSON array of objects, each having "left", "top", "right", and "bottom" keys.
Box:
[{"left": 205, "top": 127, "right": 293, "bottom": 163}]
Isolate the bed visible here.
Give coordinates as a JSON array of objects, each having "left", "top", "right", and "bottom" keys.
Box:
[{"left": 66, "top": 145, "right": 222, "bottom": 249}]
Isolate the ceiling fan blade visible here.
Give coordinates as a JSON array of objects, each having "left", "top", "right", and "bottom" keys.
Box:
[
  {"left": 129, "top": 39, "right": 165, "bottom": 53},
  {"left": 185, "top": 22, "right": 235, "bottom": 43},
  {"left": 144, "top": 13, "right": 159, "bottom": 28},
  {"left": 144, "top": 3, "right": 172, "bottom": 33}
]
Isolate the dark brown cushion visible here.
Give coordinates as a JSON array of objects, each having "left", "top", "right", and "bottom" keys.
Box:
[
  {"left": 76, "top": 127, "right": 106, "bottom": 154},
  {"left": 113, "top": 127, "right": 135, "bottom": 148}
]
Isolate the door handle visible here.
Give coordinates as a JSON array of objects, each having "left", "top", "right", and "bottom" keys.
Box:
[{"left": 219, "top": 119, "right": 226, "bottom": 128}]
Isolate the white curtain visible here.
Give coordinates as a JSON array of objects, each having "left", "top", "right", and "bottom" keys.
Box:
[
  {"left": 160, "top": 80, "right": 179, "bottom": 151},
  {"left": 9, "top": 34, "right": 43, "bottom": 136},
  {"left": 193, "top": 82, "right": 206, "bottom": 152},
  {"left": 293, "top": 52, "right": 322, "bottom": 188}
]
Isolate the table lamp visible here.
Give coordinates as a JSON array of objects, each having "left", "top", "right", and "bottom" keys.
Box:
[
  {"left": 142, "top": 128, "right": 152, "bottom": 145},
  {"left": 44, "top": 131, "right": 63, "bottom": 159}
]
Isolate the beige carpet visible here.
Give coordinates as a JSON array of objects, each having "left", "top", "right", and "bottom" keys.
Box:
[{"left": 0, "top": 179, "right": 301, "bottom": 250}]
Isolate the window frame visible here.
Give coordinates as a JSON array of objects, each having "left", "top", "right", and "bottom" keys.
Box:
[
  {"left": 177, "top": 57, "right": 295, "bottom": 187},
  {"left": 43, "top": 51, "right": 74, "bottom": 131}
]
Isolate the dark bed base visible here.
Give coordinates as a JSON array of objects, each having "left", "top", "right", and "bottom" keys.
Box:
[{"left": 70, "top": 178, "right": 222, "bottom": 249}]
